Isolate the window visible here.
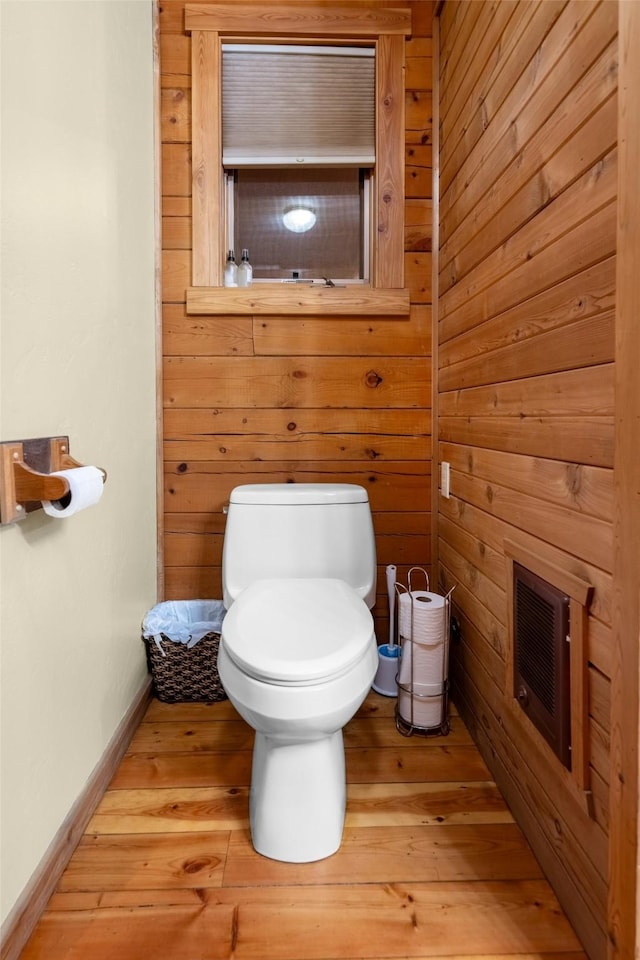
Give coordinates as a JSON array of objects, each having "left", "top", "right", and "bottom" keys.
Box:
[
  {"left": 221, "top": 41, "right": 375, "bottom": 282},
  {"left": 185, "top": 2, "right": 410, "bottom": 301},
  {"left": 227, "top": 168, "right": 369, "bottom": 281}
]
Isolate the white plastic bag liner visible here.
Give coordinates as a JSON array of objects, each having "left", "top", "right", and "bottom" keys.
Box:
[{"left": 142, "top": 600, "right": 226, "bottom": 653}]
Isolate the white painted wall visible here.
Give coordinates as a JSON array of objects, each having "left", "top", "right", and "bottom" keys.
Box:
[{"left": 0, "top": 0, "right": 157, "bottom": 926}]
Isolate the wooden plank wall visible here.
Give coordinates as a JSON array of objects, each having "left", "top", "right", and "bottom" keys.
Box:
[
  {"left": 608, "top": 4, "right": 640, "bottom": 956},
  {"left": 436, "top": 2, "right": 617, "bottom": 958},
  {"left": 160, "top": 0, "right": 433, "bottom": 640}
]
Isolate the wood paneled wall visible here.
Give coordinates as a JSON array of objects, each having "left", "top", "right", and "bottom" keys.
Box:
[
  {"left": 436, "top": 2, "right": 617, "bottom": 957},
  {"left": 160, "top": 1, "right": 433, "bottom": 640}
]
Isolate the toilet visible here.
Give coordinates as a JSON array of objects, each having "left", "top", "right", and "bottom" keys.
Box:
[{"left": 218, "top": 483, "right": 378, "bottom": 863}]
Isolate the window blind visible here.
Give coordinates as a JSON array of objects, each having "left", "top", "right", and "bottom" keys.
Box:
[{"left": 222, "top": 44, "right": 376, "bottom": 166}]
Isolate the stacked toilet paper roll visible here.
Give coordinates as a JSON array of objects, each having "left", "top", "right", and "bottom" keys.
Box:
[{"left": 397, "top": 591, "right": 446, "bottom": 729}]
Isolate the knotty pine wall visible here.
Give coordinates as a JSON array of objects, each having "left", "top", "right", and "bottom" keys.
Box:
[
  {"left": 437, "top": 2, "right": 616, "bottom": 957},
  {"left": 160, "top": 0, "right": 433, "bottom": 640}
]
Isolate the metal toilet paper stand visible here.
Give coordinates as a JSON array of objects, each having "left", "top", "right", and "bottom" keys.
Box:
[{"left": 394, "top": 567, "right": 454, "bottom": 738}]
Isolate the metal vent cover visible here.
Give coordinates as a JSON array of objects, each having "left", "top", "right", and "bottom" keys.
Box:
[{"left": 513, "top": 562, "right": 571, "bottom": 770}]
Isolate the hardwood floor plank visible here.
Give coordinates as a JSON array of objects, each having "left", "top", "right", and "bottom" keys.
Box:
[
  {"left": 112, "top": 744, "right": 488, "bottom": 790},
  {"left": 27, "top": 881, "right": 583, "bottom": 959},
  {"left": 344, "top": 716, "right": 473, "bottom": 748},
  {"left": 125, "top": 719, "right": 254, "bottom": 754},
  {"left": 215, "top": 880, "right": 584, "bottom": 958},
  {"left": 88, "top": 786, "right": 250, "bottom": 834},
  {"left": 56, "top": 822, "right": 545, "bottom": 895},
  {"left": 46, "top": 888, "right": 213, "bottom": 910},
  {"left": 348, "top": 744, "right": 491, "bottom": 782},
  {"left": 345, "top": 781, "right": 513, "bottom": 826},
  {"left": 110, "top": 750, "right": 253, "bottom": 789},
  {"left": 58, "top": 833, "right": 229, "bottom": 892},
  {"left": 223, "top": 822, "right": 542, "bottom": 886},
  {"left": 125, "top": 715, "right": 469, "bottom": 756},
  {"left": 143, "top": 698, "right": 239, "bottom": 722},
  {"left": 19, "top": 904, "right": 236, "bottom": 960},
  {"left": 90, "top": 779, "right": 507, "bottom": 835}
]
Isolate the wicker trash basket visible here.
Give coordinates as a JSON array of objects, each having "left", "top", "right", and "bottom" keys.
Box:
[{"left": 142, "top": 600, "right": 227, "bottom": 703}]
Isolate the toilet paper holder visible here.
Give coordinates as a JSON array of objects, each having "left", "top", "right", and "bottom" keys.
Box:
[
  {"left": 394, "top": 567, "right": 455, "bottom": 739},
  {"left": 0, "top": 436, "right": 107, "bottom": 524}
]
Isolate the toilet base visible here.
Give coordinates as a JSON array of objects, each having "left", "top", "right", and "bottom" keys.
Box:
[{"left": 250, "top": 730, "right": 346, "bottom": 862}]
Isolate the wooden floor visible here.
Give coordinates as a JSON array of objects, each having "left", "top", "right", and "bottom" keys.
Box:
[{"left": 20, "top": 693, "right": 587, "bottom": 959}]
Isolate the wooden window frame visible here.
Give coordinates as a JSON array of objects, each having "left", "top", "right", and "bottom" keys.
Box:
[{"left": 184, "top": 2, "right": 411, "bottom": 315}]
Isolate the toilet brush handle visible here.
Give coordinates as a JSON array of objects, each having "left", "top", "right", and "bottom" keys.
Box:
[{"left": 386, "top": 564, "right": 397, "bottom": 648}]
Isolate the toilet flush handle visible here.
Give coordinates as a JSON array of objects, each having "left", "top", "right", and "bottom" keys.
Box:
[{"left": 222, "top": 504, "right": 229, "bottom": 515}]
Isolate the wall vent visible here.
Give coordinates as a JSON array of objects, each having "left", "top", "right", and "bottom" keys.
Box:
[{"left": 513, "top": 562, "right": 571, "bottom": 770}]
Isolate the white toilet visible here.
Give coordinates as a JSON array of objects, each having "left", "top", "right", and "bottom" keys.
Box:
[{"left": 218, "top": 483, "right": 378, "bottom": 863}]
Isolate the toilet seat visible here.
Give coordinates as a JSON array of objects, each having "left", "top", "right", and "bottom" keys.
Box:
[{"left": 221, "top": 578, "right": 374, "bottom": 685}]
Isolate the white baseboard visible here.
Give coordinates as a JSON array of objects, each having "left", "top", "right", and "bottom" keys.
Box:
[{"left": 0, "top": 678, "right": 152, "bottom": 960}]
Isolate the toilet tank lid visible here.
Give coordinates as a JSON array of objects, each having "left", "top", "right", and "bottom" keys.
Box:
[{"left": 229, "top": 483, "right": 370, "bottom": 505}]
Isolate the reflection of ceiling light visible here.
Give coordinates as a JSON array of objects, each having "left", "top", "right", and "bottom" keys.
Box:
[{"left": 282, "top": 207, "right": 316, "bottom": 233}]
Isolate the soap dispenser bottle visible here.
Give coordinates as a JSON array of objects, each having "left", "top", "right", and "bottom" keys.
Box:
[
  {"left": 224, "top": 250, "right": 238, "bottom": 287},
  {"left": 237, "top": 248, "right": 253, "bottom": 287}
]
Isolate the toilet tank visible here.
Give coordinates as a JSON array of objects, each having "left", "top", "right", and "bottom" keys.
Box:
[{"left": 222, "top": 483, "right": 377, "bottom": 609}]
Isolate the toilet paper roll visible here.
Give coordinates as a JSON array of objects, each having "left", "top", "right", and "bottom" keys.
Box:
[
  {"left": 398, "top": 590, "right": 446, "bottom": 640},
  {"left": 398, "top": 686, "right": 444, "bottom": 729},
  {"left": 42, "top": 466, "right": 104, "bottom": 519},
  {"left": 397, "top": 591, "right": 446, "bottom": 688}
]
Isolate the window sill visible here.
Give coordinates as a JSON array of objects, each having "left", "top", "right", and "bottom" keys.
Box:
[{"left": 185, "top": 285, "right": 411, "bottom": 316}]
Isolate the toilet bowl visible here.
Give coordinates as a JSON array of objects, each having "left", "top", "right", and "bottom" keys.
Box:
[{"left": 219, "top": 577, "right": 378, "bottom": 862}]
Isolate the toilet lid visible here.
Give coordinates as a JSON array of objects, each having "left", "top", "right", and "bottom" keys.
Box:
[{"left": 222, "top": 578, "right": 374, "bottom": 684}]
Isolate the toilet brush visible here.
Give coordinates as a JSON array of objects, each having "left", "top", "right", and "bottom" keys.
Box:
[{"left": 372, "top": 564, "right": 399, "bottom": 696}]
